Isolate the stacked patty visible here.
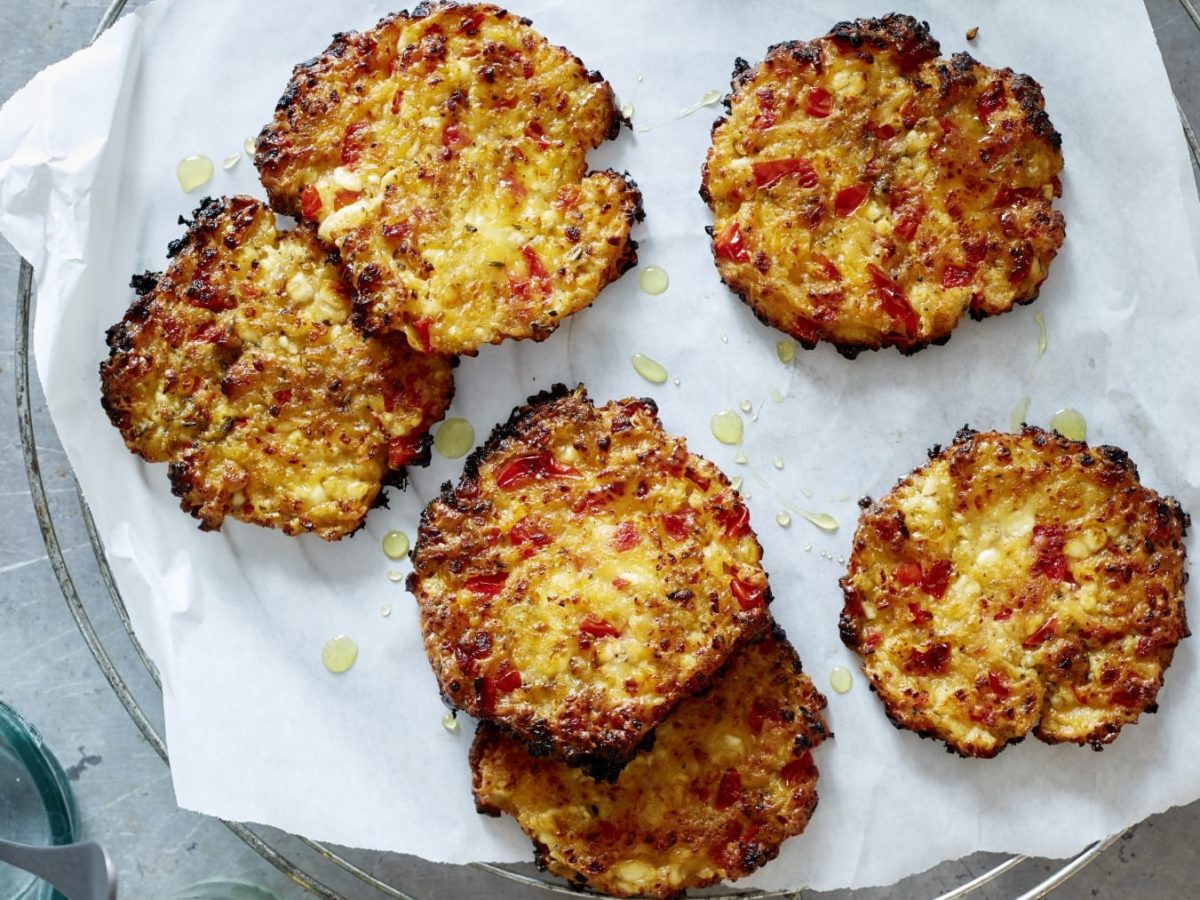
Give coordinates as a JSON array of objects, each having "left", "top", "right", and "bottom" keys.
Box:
[
  {"left": 100, "top": 196, "right": 453, "bottom": 540},
  {"left": 702, "top": 14, "right": 1065, "bottom": 356},
  {"left": 411, "top": 385, "right": 829, "bottom": 895},
  {"left": 256, "top": 2, "right": 642, "bottom": 355}
]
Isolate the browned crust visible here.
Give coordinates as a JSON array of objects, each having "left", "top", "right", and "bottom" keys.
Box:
[
  {"left": 701, "top": 14, "right": 1065, "bottom": 358},
  {"left": 100, "top": 195, "right": 454, "bottom": 540},
  {"left": 839, "top": 426, "right": 1189, "bottom": 757},
  {"left": 410, "top": 384, "right": 772, "bottom": 773},
  {"left": 255, "top": 2, "right": 642, "bottom": 355},
  {"left": 469, "top": 627, "right": 829, "bottom": 898}
]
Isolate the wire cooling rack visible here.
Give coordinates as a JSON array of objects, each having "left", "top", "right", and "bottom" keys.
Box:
[{"left": 14, "top": 0, "right": 1200, "bottom": 897}]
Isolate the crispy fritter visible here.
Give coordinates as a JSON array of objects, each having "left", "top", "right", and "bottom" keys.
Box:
[
  {"left": 701, "top": 14, "right": 1065, "bottom": 357},
  {"left": 100, "top": 196, "right": 453, "bottom": 540},
  {"left": 472, "top": 629, "right": 828, "bottom": 899},
  {"left": 840, "top": 427, "right": 1189, "bottom": 757},
  {"left": 255, "top": 2, "right": 642, "bottom": 356},
  {"left": 410, "top": 384, "right": 771, "bottom": 770}
]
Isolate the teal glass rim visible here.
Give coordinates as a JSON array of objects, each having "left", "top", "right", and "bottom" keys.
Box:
[{"left": 0, "top": 700, "right": 78, "bottom": 848}]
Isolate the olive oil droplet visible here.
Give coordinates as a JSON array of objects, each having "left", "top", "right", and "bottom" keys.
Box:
[
  {"left": 435, "top": 417, "right": 475, "bottom": 459},
  {"left": 1034, "top": 311, "right": 1047, "bottom": 358},
  {"left": 244, "top": 137, "right": 256, "bottom": 156},
  {"left": 382, "top": 530, "right": 410, "bottom": 560},
  {"left": 380, "top": 604, "right": 393, "bottom": 618},
  {"left": 772, "top": 456, "right": 784, "bottom": 470},
  {"left": 1010, "top": 396, "right": 1031, "bottom": 433},
  {"left": 769, "top": 386, "right": 785, "bottom": 404},
  {"left": 321, "top": 635, "right": 358, "bottom": 673},
  {"left": 221, "top": 152, "right": 240, "bottom": 171},
  {"left": 386, "top": 570, "right": 404, "bottom": 583},
  {"left": 799, "top": 511, "right": 839, "bottom": 532},
  {"left": 734, "top": 450, "right": 748, "bottom": 465},
  {"left": 442, "top": 711, "right": 459, "bottom": 733},
  {"left": 701, "top": 89, "right": 722, "bottom": 105},
  {"left": 638, "top": 266, "right": 669, "bottom": 295},
  {"left": 1050, "top": 408, "right": 1087, "bottom": 442},
  {"left": 176, "top": 155, "right": 214, "bottom": 193},
  {"left": 620, "top": 101, "right": 635, "bottom": 120},
  {"left": 830, "top": 666, "right": 853, "bottom": 693},
  {"left": 738, "top": 399, "right": 753, "bottom": 414},
  {"left": 711, "top": 410, "right": 743, "bottom": 445},
  {"left": 731, "top": 476, "right": 744, "bottom": 491},
  {"left": 631, "top": 353, "right": 668, "bottom": 384},
  {"left": 776, "top": 511, "right": 792, "bottom": 528},
  {"left": 776, "top": 340, "right": 796, "bottom": 364}
]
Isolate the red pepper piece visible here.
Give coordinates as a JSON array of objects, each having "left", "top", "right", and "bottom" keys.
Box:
[
  {"left": 747, "top": 698, "right": 781, "bottom": 735},
  {"left": 922, "top": 559, "right": 953, "bottom": 599},
  {"left": 1030, "top": 525, "right": 1075, "bottom": 583},
  {"left": 714, "top": 769, "right": 742, "bottom": 810},
  {"left": 908, "top": 642, "right": 951, "bottom": 674},
  {"left": 341, "top": 121, "right": 369, "bottom": 167},
  {"left": 493, "top": 663, "right": 521, "bottom": 693},
  {"left": 781, "top": 752, "right": 816, "bottom": 786},
  {"left": 753, "top": 157, "right": 820, "bottom": 191},
  {"left": 730, "top": 577, "right": 765, "bottom": 610},
  {"left": 1022, "top": 615, "right": 1059, "bottom": 648},
  {"left": 495, "top": 452, "right": 577, "bottom": 490},
  {"left": 867, "top": 264, "right": 919, "bottom": 339},
  {"left": 717, "top": 505, "right": 751, "bottom": 539},
  {"left": 580, "top": 614, "right": 621, "bottom": 639},
  {"left": 976, "top": 80, "right": 1005, "bottom": 126},
  {"left": 871, "top": 123, "right": 897, "bottom": 141},
  {"left": 893, "top": 204, "right": 925, "bottom": 241},
  {"left": 299, "top": 185, "right": 322, "bottom": 220},
  {"left": 834, "top": 182, "right": 871, "bottom": 217},
  {"left": 713, "top": 221, "right": 749, "bottom": 263},
  {"left": 387, "top": 435, "right": 424, "bottom": 468},
  {"left": 1111, "top": 680, "right": 1149, "bottom": 709},
  {"left": 987, "top": 671, "right": 1011, "bottom": 699},
  {"left": 908, "top": 602, "right": 933, "bottom": 624},
  {"left": 411, "top": 317, "right": 433, "bottom": 353},
  {"left": 805, "top": 86, "right": 833, "bottom": 118},
  {"left": 441, "top": 122, "right": 470, "bottom": 150},
  {"left": 661, "top": 512, "right": 689, "bottom": 541},
  {"left": 812, "top": 253, "right": 842, "bottom": 281},
  {"left": 465, "top": 573, "right": 508, "bottom": 596},
  {"left": 894, "top": 562, "right": 923, "bottom": 586},
  {"left": 524, "top": 120, "right": 551, "bottom": 149},
  {"left": 993, "top": 607, "right": 1014, "bottom": 622},
  {"left": 941, "top": 264, "right": 975, "bottom": 288},
  {"left": 333, "top": 189, "right": 360, "bottom": 211},
  {"left": 612, "top": 521, "right": 641, "bottom": 552},
  {"left": 508, "top": 519, "right": 551, "bottom": 549}
]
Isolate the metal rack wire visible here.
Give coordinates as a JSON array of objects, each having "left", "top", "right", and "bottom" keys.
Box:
[{"left": 13, "top": 1, "right": 1200, "bottom": 897}]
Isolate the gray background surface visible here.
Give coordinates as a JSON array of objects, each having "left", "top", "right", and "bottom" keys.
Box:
[{"left": 1, "top": 1, "right": 1197, "bottom": 898}]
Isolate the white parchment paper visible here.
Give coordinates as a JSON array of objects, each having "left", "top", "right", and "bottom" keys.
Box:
[{"left": 3, "top": 0, "right": 1200, "bottom": 890}]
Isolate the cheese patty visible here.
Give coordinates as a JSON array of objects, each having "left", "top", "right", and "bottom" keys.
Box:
[
  {"left": 840, "top": 427, "right": 1189, "bottom": 756},
  {"left": 702, "top": 14, "right": 1065, "bottom": 356},
  {"left": 410, "top": 384, "right": 771, "bottom": 771},
  {"left": 256, "top": 2, "right": 642, "bottom": 355},
  {"left": 472, "top": 629, "right": 828, "bottom": 899},
  {"left": 100, "top": 196, "right": 453, "bottom": 540}
]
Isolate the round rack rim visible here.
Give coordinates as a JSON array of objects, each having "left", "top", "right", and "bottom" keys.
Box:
[{"left": 15, "top": 0, "right": 1200, "bottom": 897}]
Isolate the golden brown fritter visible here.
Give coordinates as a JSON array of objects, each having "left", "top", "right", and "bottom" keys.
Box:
[
  {"left": 472, "top": 629, "right": 828, "bottom": 899},
  {"left": 100, "top": 196, "right": 453, "bottom": 540},
  {"left": 701, "top": 14, "right": 1065, "bottom": 357},
  {"left": 840, "top": 427, "right": 1189, "bottom": 757},
  {"left": 410, "top": 384, "right": 772, "bottom": 770},
  {"left": 255, "top": 2, "right": 642, "bottom": 356}
]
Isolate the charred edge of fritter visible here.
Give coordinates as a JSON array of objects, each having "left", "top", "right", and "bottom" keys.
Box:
[
  {"left": 826, "top": 14, "right": 941, "bottom": 68},
  {"left": 1005, "top": 69, "right": 1063, "bottom": 152},
  {"left": 873, "top": 685, "right": 1018, "bottom": 759},
  {"left": 467, "top": 721, "right": 504, "bottom": 816},
  {"left": 166, "top": 458, "right": 221, "bottom": 533}
]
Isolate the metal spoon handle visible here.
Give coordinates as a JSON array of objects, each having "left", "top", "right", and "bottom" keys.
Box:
[{"left": 0, "top": 838, "right": 116, "bottom": 900}]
